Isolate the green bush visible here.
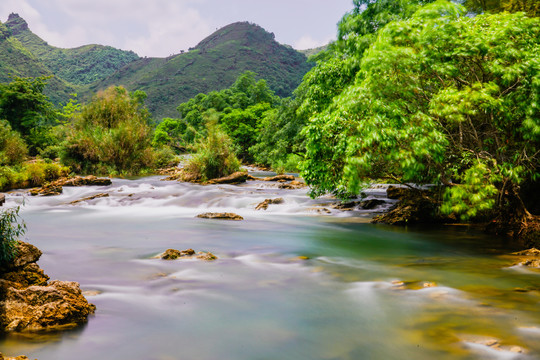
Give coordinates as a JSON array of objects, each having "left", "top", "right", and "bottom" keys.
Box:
[
  {"left": 60, "top": 86, "right": 159, "bottom": 175},
  {"left": 0, "top": 206, "right": 25, "bottom": 268},
  {"left": 0, "top": 120, "right": 28, "bottom": 166},
  {"left": 183, "top": 114, "right": 241, "bottom": 181},
  {"left": 0, "top": 161, "right": 69, "bottom": 191}
]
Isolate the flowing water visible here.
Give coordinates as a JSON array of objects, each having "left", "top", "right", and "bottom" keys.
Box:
[{"left": 1, "top": 173, "right": 540, "bottom": 360}]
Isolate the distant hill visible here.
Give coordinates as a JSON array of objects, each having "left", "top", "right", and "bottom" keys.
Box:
[
  {"left": 0, "top": 17, "right": 75, "bottom": 104},
  {"left": 298, "top": 45, "right": 329, "bottom": 59},
  {"left": 92, "top": 22, "right": 314, "bottom": 119},
  {"left": 5, "top": 13, "right": 140, "bottom": 85},
  {"left": 0, "top": 15, "right": 314, "bottom": 120}
]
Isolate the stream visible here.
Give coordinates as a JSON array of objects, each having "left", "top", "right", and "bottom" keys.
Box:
[{"left": 1, "top": 172, "right": 540, "bottom": 359}]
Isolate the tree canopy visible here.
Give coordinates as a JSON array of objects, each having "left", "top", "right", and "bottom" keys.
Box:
[{"left": 300, "top": 0, "right": 540, "bottom": 219}]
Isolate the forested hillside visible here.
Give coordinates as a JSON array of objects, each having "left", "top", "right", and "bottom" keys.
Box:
[
  {"left": 0, "top": 18, "right": 75, "bottom": 105},
  {"left": 91, "top": 22, "right": 313, "bottom": 118},
  {"left": 5, "top": 13, "right": 140, "bottom": 85}
]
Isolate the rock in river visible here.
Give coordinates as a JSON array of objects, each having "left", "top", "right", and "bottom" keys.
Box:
[
  {"left": 206, "top": 171, "right": 248, "bottom": 185},
  {"left": 255, "top": 198, "right": 284, "bottom": 210},
  {"left": 154, "top": 248, "right": 217, "bottom": 261},
  {"left": 0, "top": 193, "right": 5, "bottom": 206},
  {"left": 196, "top": 212, "right": 244, "bottom": 221},
  {"left": 0, "top": 242, "right": 95, "bottom": 333}
]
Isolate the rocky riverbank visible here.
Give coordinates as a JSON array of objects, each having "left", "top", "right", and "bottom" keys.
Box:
[{"left": 0, "top": 242, "right": 95, "bottom": 333}]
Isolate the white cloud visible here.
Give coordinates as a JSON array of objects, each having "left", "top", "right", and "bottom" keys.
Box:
[
  {"left": 2, "top": 0, "right": 212, "bottom": 57},
  {"left": 294, "top": 35, "right": 332, "bottom": 50}
]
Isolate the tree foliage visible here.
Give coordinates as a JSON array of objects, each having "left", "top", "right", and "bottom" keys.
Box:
[
  {"left": 301, "top": 1, "right": 540, "bottom": 219},
  {"left": 60, "top": 86, "right": 159, "bottom": 175},
  {"left": 158, "top": 71, "right": 278, "bottom": 162},
  {"left": 0, "top": 76, "right": 57, "bottom": 153}
]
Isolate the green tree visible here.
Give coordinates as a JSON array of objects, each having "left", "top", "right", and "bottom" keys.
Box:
[
  {"left": 0, "top": 76, "right": 57, "bottom": 153},
  {"left": 0, "top": 120, "right": 28, "bottom": 166},
  {"left": 60, "top": 86, "right": 159, "bottom": 175},
  {"left": 302, "top": 1, "right": 540, "bottom": 221}
]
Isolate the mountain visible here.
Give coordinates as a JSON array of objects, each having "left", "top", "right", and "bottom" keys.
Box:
[
  {"left": 5, "top": 13, "right": 140, "bottom": 85},
  {"left": 91, "top": 22, "right": 314, "bottom": 119},
  {"left": 0, "top": 16, "right": 75, "bottom": 104},
  {"left": 0, "top": 15, "right": 314, "bottom": 120}
]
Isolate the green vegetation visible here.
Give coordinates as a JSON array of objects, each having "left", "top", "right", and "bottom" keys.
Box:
[
  {"left": 183, "top": 112, "right": 241, "bottom": 181},
  {"left": 92, "top": 22, "right": 313, "bottom": 119},
  {"left": 0, "top": 76, "right": 58, "bottom": 154},
  {"left": 0, "top": 120, "right": 28, "bottom": 166},
  {"left": 5, "top": 13, "right": 139, "bottom": 85},
  {"left": 0, "top": 161, "right": 69, "bottom": 192},
  {"left": 60, "top": 86, "right": 165, "bottom": 175},
  {"left": 0, "top": 206, "right": 25, "bottom": 268},
  {"left": 155, "top": 71, "right": 278, "bottom": 163},
  {"left": 298, "top": 0, "right": 540, "bottom": 222}
]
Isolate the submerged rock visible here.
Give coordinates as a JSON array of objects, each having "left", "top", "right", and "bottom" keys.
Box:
[
  {"left": 154, "top": 249, "right": 217, "bottom": 261},
  {"left": 255, "top": 198, "right": 284, "bottom": 210},
  {"left": 508, "top": 247, "right": 540, "bottom": 268},
  {"left": 206, "top": 171, "right": 248, "bottom": 185},
  {"left": 69, "top": 193, "right": 109, "bottom": 205},
  {"left": 156, "top": 248, "right": 196, "bottom": 260},
  {"left": 62, "top": 176, "right": 112, "bottom": 187},
  {"left": 263, "top": 174, "right": 295, "bottom": 182},
  {"left": 30, "top": 176, "right": 112, "bottom": 197},
  {"left": 196, "top": 212, "right": 244, "bottom": 221},
  {"left": 0, "top": 242, "right": 95, "bottom": 333}
]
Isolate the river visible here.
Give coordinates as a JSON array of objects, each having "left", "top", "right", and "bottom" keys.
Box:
[{"left": 1, "top": 173, "right": 539, "bottom": 359}]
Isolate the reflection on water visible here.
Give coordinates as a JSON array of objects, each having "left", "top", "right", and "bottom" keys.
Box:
[{"left": 1, "top": 177, "right": 539, "bottom": 359}]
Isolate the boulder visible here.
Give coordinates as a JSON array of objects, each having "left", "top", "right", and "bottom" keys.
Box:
[
  {"left": 207, "top": 171, "right": 248, "bottom": 185},
  {"left": 278, "top": 180, "right": 306, "bottom": 190},
  {"left": 29, "top": 185, "right": 62, "bottom": 197},
  {"left": 154, "top": 249, "right": 217, "bottom": 261},
  {"left": 1, "top": 263, "right": 49, "bottom": 289},
  {"left": 69, "top": 193, "right": 109, "bottom": 205},
  {"left": 359, "top": 199, "right": 387, "bottom": 210},
  {"left": 263, "top": 174, "right": 295, "bottom": 182},
  {"left": 156, "top": 248, "right": 195, "bottom": 260},
  {"left": 30, "top": 176, "right": 112, "bottom": 197},
  {"left": 0, "top": 193, "right": 5, "bottom": 206},
  {"left": 196, "top": 212, "right": 244, "bottom": 221},
  {"left": 0, "top": 354, "right": 31, "bottom": 360},
  {"left": 1, "top": 280, "right": 96, "bottom": 332},
  {"left": 0, "top": 242, "right": 95, "bottom": 334},
  {"left": 255, "top": 198, "right": 284, "bottom": 211},
  {"left": 2, "top": 242, "right": 42, "bottom": 271},
  {"left": 196, "top": 252, "right": 218, "bottom": 261}
]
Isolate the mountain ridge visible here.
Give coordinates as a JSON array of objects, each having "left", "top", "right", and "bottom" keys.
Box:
[{"left": 1, "top": 14, "right": 314, "bottom": 119}]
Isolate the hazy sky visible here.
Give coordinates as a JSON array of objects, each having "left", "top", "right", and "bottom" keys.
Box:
[{"left": 0, "top": 0, "right": 353, "bottom": 57}]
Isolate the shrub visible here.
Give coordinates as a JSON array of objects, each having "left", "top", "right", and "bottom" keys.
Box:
[
  {"left": 60, "top": 86, "right": 158, "bottom": 175},
  {"left": 0, "top": 120, "right": 28, "bottom": 166},
  {"left": 0, "top": 206, "right": 25, "bottom": 268},
  {"left": 0, "top": 161, "right": 69, "bottom": 191},
  {"left": 183, "top": 113, "right": 241, "bottom": 181}
]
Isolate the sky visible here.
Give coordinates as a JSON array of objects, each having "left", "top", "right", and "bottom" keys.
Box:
[{"left": 0, "top": 0, "right": 353, "bottom": 57}]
